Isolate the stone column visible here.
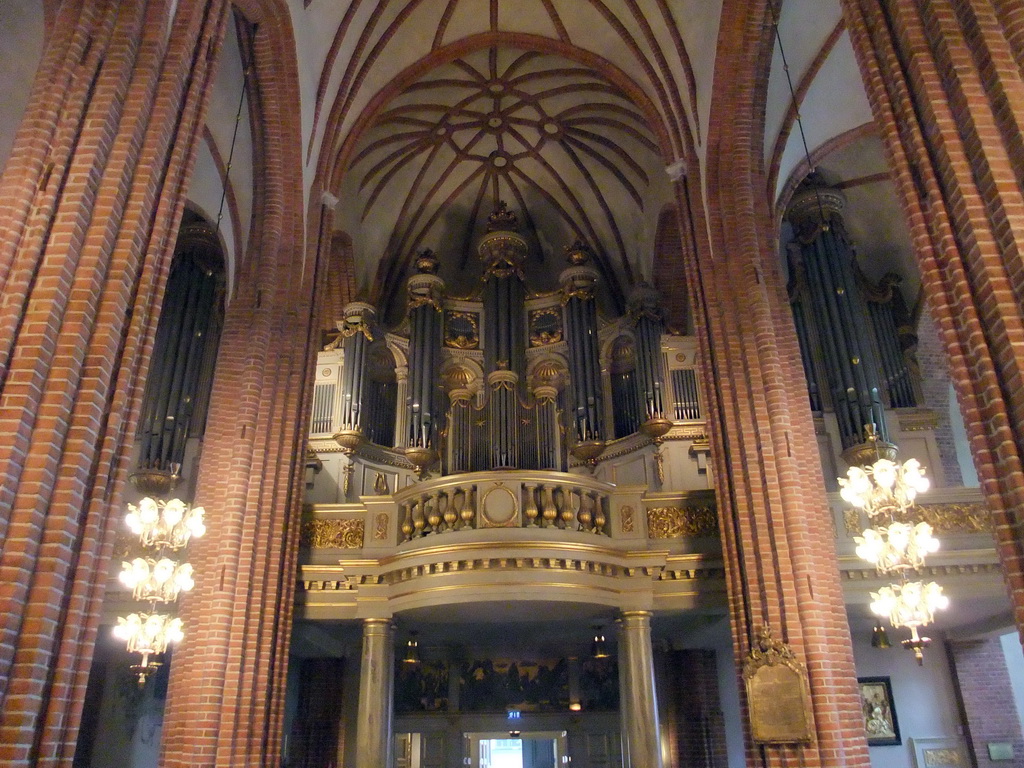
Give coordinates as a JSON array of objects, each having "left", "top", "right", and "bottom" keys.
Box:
[
  {"left": 618, "top": 611, "right": 663, "bottom": 768},
  {"left": 355, "top": 619, "right": 395, "bottom": 768},
  {"left": 0, "top": 2, "right": 229, "bottom": 764}
]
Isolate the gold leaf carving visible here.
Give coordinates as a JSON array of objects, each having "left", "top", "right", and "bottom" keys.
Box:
[
  {"left": 923, "top": 748, "right": 966, "bottom": 767},
  {"left": 302, "top": 519, "right": 365, "bottom": 548},
  {"left": 647, "top": 505, "right": 718, "bottom": 538},
  {"left": 843, "top": 508, "right": 861, "bottom": 537},
  {"left": 374, "top": 513, "right": 389, "bottom": 540},
  {"left": 620, "top": 505, "right": 635, "bottom": 533},
  {"left": 915, "top": 503, "right": 990, "bottom": 534}
]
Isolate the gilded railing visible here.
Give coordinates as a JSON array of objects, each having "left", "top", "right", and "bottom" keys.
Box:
[{"left": 393, "top": 470, "right": 612, "bottom": 541}]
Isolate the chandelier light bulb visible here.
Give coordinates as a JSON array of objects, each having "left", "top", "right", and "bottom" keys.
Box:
[
  {"left": 118, "top": 557, "right": 197, "bottom": 602},
  {"left": 124, "top": 497, "right": 206, "bottom": 550},
  {"left": 113, "top": 612, "right": 184, "bottom": 656},
  {"left": 870, "top": 581, "right": 949, "bottom": 629},
  {"left": 838, "top": 457, "right": 932, "bottom": 520}
]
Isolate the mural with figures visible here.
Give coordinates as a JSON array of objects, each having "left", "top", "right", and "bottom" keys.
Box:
[{"left": 394, "top": 657, "right": 619, "bottom": 713}]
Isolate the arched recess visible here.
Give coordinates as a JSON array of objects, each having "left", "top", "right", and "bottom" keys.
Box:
[
  {"left": 322, "top": 32, "right": 679, "bottom": 189},
  {"left": 308, "top": 31, "right": 689, "bottom": 336},
  {"left": 652, "top": 204, "right": 691, "bottom": 335},
  {"left": 135, "top": 210, "right": 227, "bottom": 477}
]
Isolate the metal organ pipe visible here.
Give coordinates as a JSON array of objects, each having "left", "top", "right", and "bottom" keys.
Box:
[
  {"left": 786, "top": 187, "right": 888, "bottom": 451},
  {"left": 405, "top": 253, "right": 445, "bottom": 451},
  {"left": 338, "top": 302, "right": 376, "bottom": 434},
  {"left": 560, "top": 244, "right": 605, "bottom": 448}
]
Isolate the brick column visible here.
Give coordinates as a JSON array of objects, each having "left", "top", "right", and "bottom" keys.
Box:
[
  {"left": 693, "top": 3, "right": 871, "bottom": 766},
  {"left": 840, "top": 0, "right": 1024, "bottom": 640},
  {"left": 0, "top": 2, "right": 228, "bottom": 765},
  {"left": 158, "top": 9, "right": 317, "bottom": 765}
]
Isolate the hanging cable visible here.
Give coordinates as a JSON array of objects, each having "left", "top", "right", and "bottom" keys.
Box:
[{"left": 768, "top": 0, "right": 829, "bottom": 228}]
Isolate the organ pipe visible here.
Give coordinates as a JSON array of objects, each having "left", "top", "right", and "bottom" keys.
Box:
[
  {"left": 405, "top": 252, "right": 445, "bottom": 460},
  {"left": 338, "top": 302, "right": 376, "bottom": 435},
  {"left": 560, "top": 243, "right": 606, "bottom": 456},
  {"left": 628, "top": 283, "right": 668, "bottom": 426},
  {"left": 786, "top": 186, "right": 889, "bottom": 453},
  {"left": 478, "top": 203, "right": 529, "bottom": 469}
]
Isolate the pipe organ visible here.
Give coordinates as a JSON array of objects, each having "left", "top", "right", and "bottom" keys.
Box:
[
  {"left": 786, "top": 185, "right": 919, "bottom": 456},
  {"left": 313, "top": 204, "right": 701, "bottom": 491}
]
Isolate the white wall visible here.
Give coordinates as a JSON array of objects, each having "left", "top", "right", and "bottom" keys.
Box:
[
  {"left": 1001, "top": 632, "right": 1024, "bottom": 736},
  {"left": 0, "top": 0, "right": 45, "bottom": 171},
  {"left": 852, "top": 625, "right": 965, "bottom": 768}
]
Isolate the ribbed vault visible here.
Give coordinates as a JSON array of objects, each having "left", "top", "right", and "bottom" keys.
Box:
[{"left": 340, "top": 45, "right": 668, "bottom": 309}]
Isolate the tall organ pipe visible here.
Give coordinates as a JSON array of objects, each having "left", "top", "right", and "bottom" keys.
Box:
[
  {"left": 628, "top": 283, "right": 667, "bottom": 424},
  {"left": 560, "top": 244, "right": 604, "bottom": 445},
  {"left": 338, "top": 302, "right": 376, "bottom": 435},
  {"left": 786, "top": 187, "right": 888, "bottom": 451},
  {"left": 478, "top": 203, "right": 529, "bottom": 469},
  {"left": 405, "top": 253, "right": 445, "bottom": 449}
]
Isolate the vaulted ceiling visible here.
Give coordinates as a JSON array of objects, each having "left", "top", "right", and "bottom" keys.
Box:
[
  {"left": 340, "top": 45, "right": 671, "bottom": 306},
  {"left": 0, "top": 0, "right": 921, "bottom": 314}
]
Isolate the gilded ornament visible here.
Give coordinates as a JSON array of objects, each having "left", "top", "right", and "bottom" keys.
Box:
[
  {"left": 743, "top": 625, "right": 812, "bottom": 744},
  {"left": 528, "top": 307, "right": 563, "bottom": 346},
  {"left": 915, "top": 503, "right": 990, "bottom": 534},
  {"left": 444, "top": 310, "right": 480, "bottom": 349},
  {"left": 301, "top": 519, "right": 365, "bottom": 549},
  {"left": 922, "top": 748, "right": 966, "bottom": 767},
  {"left": 843, "top": 508, "right": 862, "bottom": 537},
  {"left": 647, "top": 506, "right": 718, "bottom": 538},
  {"left": 620, "top": 505, "right": 635, "bottom": 533},
  {"left": 374, "top": 513, "right": 389, "bottom": 540}
]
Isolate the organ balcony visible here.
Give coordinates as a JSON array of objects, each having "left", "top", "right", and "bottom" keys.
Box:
[{"left": 296, "top": 205, "right": 1002, "bottom": 624}]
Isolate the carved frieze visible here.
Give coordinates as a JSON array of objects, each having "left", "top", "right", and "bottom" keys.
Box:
[
  {"left": 647, "top": 505, "right": 718, "bottom": 538},
  {"left": 302, "top": 518, "right": 365, "bottom": 549},
  {"left": 842, "top": 502, "right": 990, "bottom": 537}
]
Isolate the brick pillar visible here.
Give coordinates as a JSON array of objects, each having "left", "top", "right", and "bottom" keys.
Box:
[
  {"left": 693, "top": 3, "right": 871, "bottom": 766},
  {"left": 948, "top": 637, "right": 1024, "bottom": 768},
  {"left": 158, "top": 9, "right": 317, "bottom": 765},
  {"left": 840, "top": 0, "right": 1024, "bottom": 640},
  {"left": 0, "top": 2, "right": 228, "bottom": 765}
]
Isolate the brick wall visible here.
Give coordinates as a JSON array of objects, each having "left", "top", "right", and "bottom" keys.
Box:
[
  {"left": 949, "top": 637, "right": 1024, "bottom": 768},
  {"left": 0, "top": 2, "right": 229, "bottom": 764},
  {"left": 840, "top": 0, "right": 1024, "bottom": 639}
]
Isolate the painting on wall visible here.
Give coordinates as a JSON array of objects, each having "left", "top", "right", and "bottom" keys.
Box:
[
  {"left": 460, "top": 658, "right": 570, "bottom": 712},
  {"left": 395, "top": 660, "right": 450, "bottom": 712},
  {"left": 858, "top": 676, "right": 901, "bottom": 746}
]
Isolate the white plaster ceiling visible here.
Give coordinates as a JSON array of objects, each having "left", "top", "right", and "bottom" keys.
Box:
[{"left": 337, "top": 45, "right": 671, "bottom": 308}]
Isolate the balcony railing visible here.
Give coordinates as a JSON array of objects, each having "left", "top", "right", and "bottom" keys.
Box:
[{"left": 393, "top": 470, "right": 612, "bottom": 541}]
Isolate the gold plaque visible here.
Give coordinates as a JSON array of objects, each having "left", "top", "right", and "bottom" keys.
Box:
[{"left": 743, "top": 625, "right": 813, "bottom": 744}]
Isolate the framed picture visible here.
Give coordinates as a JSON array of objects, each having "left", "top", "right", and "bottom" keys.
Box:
[
  {"left": 858, "top": 676, "right": 901, "bottom": 746},
  {"left": 910, "top": 737, "right": 970, "bottom": 768}
]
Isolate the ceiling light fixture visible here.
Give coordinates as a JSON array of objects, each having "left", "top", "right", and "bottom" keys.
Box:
[
  {"left": 591, "top": 626, "right": 610, "bottom": 659},
  {"left": 116, "top": 496, "right": 204, "bottom": 685},
  {"left": 839, "top": 429, "right": 947, "bottom": 664}
]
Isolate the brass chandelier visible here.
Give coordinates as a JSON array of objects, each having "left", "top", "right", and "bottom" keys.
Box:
[
  {"left": 115, "top": 496, "right": 205, "bottom": 685},
  {"left": 839, "top": 435, "right": 948, "bottom": 663}
]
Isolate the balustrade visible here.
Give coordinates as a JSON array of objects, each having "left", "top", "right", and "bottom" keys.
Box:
[{"left": 395, "top": 472, "right": 611, "bottom": 542}]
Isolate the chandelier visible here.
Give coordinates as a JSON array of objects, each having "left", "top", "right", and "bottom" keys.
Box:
[
  {"left": 839, "top": 442, "right": 948, "bottom": 664},
  {"left": 116, "top": 496, "right": 204, "bottom": 685}
]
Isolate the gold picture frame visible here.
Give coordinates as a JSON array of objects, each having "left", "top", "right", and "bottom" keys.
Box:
[{"left": 858, "top": 676, "right": 901, "bottom": 746}]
